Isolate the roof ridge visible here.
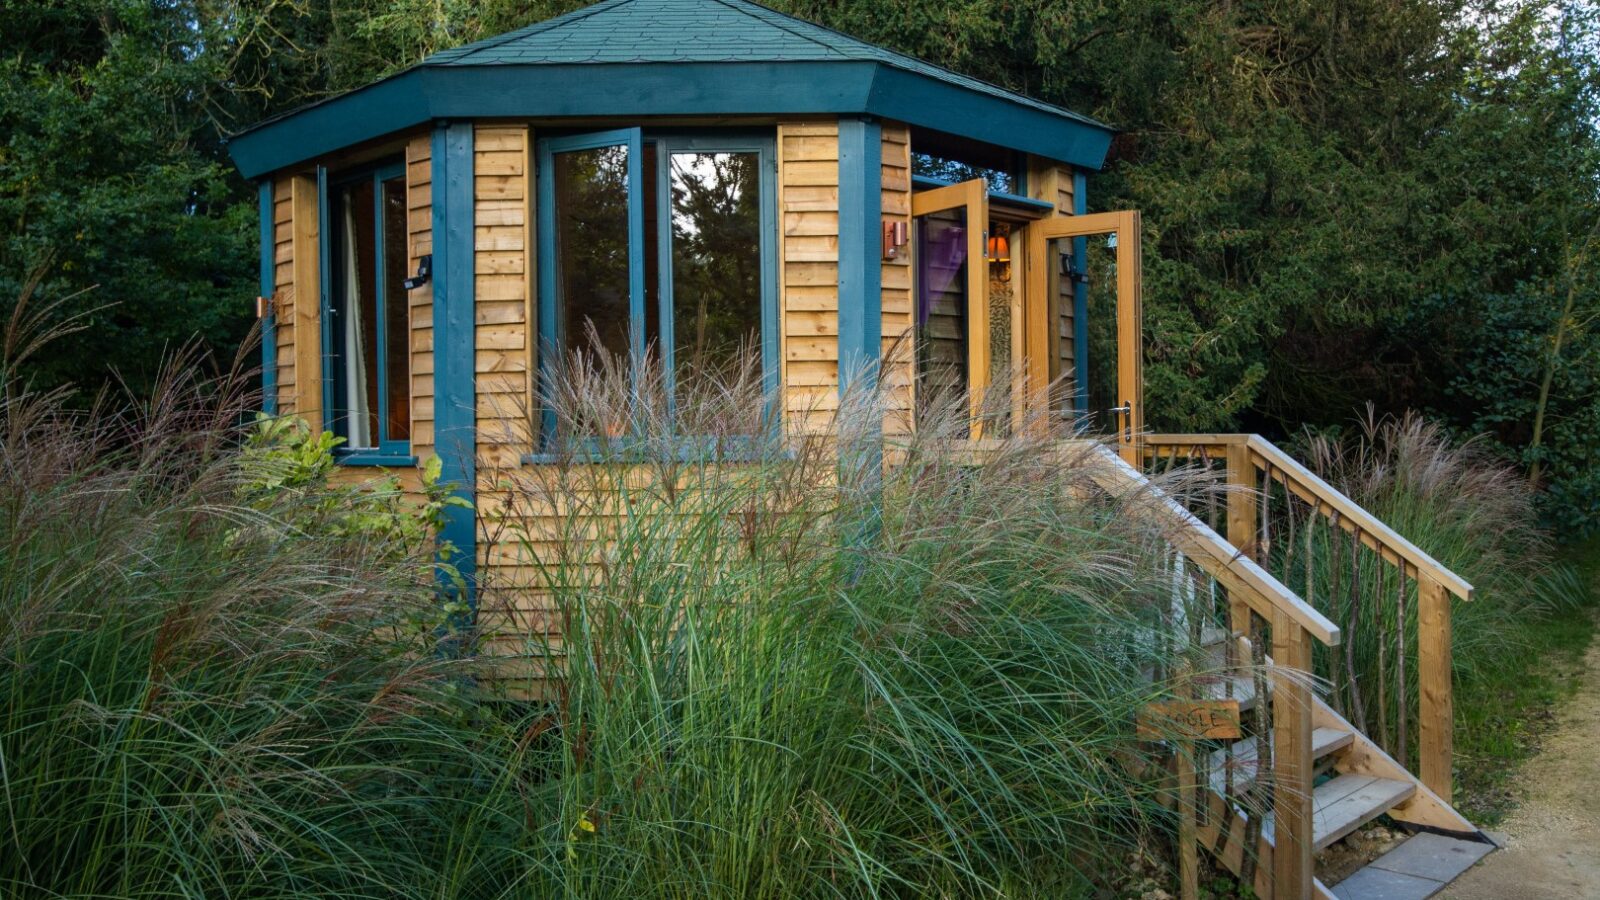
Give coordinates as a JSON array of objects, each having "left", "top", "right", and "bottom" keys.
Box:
[
  {"left": 703, "top": 0, "right": 847, "bottom": 58},
  {"left": 428, "top": 0, "right": 638, "bottom": 65}
]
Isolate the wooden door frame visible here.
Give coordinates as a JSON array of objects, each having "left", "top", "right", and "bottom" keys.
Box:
[
  {"left": 911, "top": 179, "right": 991, "bottom": 437},
  {"left": 1023, "top": 210, "right": 1143, "bottom": 462}
]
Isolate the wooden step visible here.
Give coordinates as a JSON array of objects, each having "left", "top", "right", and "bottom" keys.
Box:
[
  {"left": 1267, "top": 773, "right": 1417, "bottom": 852},
  {"left": 1196, "top": 671, "right": 1262, "bottom": 711},
  {"left": 1208, "top": 727, "right": 1354, "bottom": 795}
]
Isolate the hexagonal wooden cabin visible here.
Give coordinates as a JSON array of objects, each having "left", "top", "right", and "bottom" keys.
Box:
[{"left": 230, "top": 0, "right": 1142, "bottom": 614}]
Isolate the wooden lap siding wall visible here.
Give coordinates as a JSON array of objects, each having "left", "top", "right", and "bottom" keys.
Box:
[
  {"left": 778, "top": 120, "right": 842, "bottom": 436},
  {"left": 471, "top": 124, "right": 540, "bottom": 660},
  {"left": 408, "top": 135, "right": 436, "bottom": 460},
  {"left": 880, "top": 124, "right": 913, "bottom": 436},
  {"left": 271, "top": 178, "right": 296, "bottom": 415}
]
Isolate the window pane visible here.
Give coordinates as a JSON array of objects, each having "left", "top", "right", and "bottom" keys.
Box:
[
  {"left": 668, "top": 152, "right": 762, "bottom": 402},
  {"left": 553, "top": 144, "right": 632, "bottom": 363},
  {"left": 381, "top": 175, "right": 410, "bottom": 442},
  {"left": 915, "top": 207, "right": 970, "bottom": 430},
  {"left": 339, "top": 179, "right": 380, "bottom": 448}
]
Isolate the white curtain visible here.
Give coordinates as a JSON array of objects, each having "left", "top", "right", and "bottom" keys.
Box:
[{"left": 343, "top": 201, "right": 373, "bottom": 448}]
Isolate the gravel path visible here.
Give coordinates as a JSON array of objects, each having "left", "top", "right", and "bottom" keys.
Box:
[{"left": 1439, "top": 620, "right": 1600, "bottom": 900}]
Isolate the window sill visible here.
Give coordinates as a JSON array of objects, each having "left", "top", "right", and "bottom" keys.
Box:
[{"left": 335, "top": 451, "right": 419, "bottom": 467}]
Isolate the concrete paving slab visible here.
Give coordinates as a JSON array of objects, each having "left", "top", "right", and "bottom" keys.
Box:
[
  {"left": 1333, "top": 865, "right": 1443, "bottom": 900},
  {"left": 1369, "top": 833, "right": 1495, "bottom": 883}
]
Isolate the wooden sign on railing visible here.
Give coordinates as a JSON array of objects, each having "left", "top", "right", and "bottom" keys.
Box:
[{"left": 1137, "top": 700, "right": 1242, "bottom": 740}]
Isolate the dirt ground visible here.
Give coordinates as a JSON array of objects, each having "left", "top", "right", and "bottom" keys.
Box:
[{"left": 1439, "top": 622, "right": 1600, "bottom": 900}]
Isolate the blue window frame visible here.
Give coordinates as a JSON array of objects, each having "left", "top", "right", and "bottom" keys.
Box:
[
  {"left": 321, "top": 160, "right": 415, "bottom": 464},
  {"left": 533, "top": 128, "right": 778, "bottom": 455}
]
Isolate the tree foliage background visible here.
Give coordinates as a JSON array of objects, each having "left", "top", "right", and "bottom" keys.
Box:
[{"left": 3, "top": 0, "right": 1597, "bottom": 529}]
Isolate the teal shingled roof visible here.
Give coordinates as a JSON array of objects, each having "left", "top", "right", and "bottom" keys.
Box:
[
  {"left": 421, "top": 0, "right": 1104, "bottom": 130},
  {"left": 226, "top": 0, "right": 1114, "bottom": 178}
]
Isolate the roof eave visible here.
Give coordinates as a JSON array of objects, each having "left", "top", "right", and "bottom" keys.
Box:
[{"left": 226, "top": 61, "right": 1112, "bottom": 180}]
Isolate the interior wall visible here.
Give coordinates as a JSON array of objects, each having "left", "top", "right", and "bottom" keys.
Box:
[{"left": 1025, "top": 155, "right": 1080, "bottom": 403}]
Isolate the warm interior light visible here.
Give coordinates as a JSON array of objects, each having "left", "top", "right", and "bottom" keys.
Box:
[{"left": 986, "top": 234, "right": 1010, "bottom": 263}]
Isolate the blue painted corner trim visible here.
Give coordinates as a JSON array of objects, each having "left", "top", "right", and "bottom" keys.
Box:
[
  {"left": 258, "top": 180, "right": 277, "bottom": 415},
  {"left": 1072, "top": 168, "right": 1090, "bottom": 417},
  {"left": 433, "top": 122, "right": 478, "bottom": 612},
  {"left": 837, "top": 116, "right": 882, "bottom": 398}
]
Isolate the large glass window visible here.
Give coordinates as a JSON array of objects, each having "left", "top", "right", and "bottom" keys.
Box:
[
  {"left": 537, "top": 131, "right": 775, "bottom": 448},
  {"left": 328, "top": 162, "right": 410, "bottom": 456}
]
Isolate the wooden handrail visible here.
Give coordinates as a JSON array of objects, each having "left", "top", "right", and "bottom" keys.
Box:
[
  {"left": 1076, "top": 442, "right": 1341, "bottom": 647},
  {"left": 1145, "top": 434, "right": 1474, "bottom": 602},
  {"left": 1242, "top": 436, "right": 1474, "bottom": 602}
]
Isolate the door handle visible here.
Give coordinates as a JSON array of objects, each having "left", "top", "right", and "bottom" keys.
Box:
[{"left": 1108, "top": 405, "right": 1131, "bottom": 415}]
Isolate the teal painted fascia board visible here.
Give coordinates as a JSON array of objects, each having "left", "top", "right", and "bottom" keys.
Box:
[
  {"left": 837, "top": 116, "right": 882, "bottom": 397},
  {"left": 863, "top": 66, "right": 1111, "bottom": 172},
  {"left": 227, "top": 61, "right": 1112, "bottom": 179}
]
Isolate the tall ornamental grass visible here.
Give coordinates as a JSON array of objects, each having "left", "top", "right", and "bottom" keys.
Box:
[
  {"left": 1288, "top": 411, "right": 1587, "bottom": 750},
  {"left": 484, "top": 350, "right": 1212, "bottom": 898},
  {"left": 1, "top": 328, "right": 1215, "bottom": 898},
  {"left": 0, "top": 344, "right": 528, "bottom": 898}
]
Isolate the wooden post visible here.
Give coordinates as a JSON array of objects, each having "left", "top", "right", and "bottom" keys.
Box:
[
  {"left": 1271, "top": 614, "right": 1314, "bottom": 900},
  {"left": 1176, "top": 661, "right": 1200, "bottom": 900},
  {"left": 1417, "top": 577, "right": 1454, "bottom": 803},
  {"left": 1226, "top": 443, "right": 1258, "bottom": 638}
]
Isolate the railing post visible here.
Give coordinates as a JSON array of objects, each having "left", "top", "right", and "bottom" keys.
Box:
[
  {"left": 1226, "top": 443, "right": 1257, "bottom": 638},
  {"left": 1272, "top": 613, "right": 1315, "bottom": 900},
  {"left": 1418, "top": 576, "right": 1454, "bottom": 802}
]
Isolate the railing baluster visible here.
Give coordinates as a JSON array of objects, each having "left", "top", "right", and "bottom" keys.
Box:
[
  {"left": 1396, "top": 569, "right": 1408, "bottom": 770},
  {"left": 1345, "top": 525, "right": 1367, "bottom": 733}
]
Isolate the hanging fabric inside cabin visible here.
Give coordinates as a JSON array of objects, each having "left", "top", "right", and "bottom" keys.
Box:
[{"left": 343, "top": 202, "right": 373, "bottom": 449}]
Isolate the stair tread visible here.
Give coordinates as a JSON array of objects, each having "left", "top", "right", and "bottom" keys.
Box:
[
  {"left": 1197, "top": 672, "right": 1260, "bottom": 710},
  {"left": 1266, "top": 773, "right": 1417, "bottom": 852},
  {"left": 1208, "top": 727, "right": 1353, "bottom": 794}
]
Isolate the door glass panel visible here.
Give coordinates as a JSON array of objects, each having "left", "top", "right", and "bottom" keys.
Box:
[
  {"left": 338, "top": 178, "right": 380, "bottom": 448},
  {"left": 986, "top": 220, "right": 1013, "bottom": 436},
  {"left": 915, "top": 207, "right": 970, "bottom": 431},
  {"left": 553, "top": 144, "right": 633, "bottom": 362},
  {"left": 1086, "top": 234, "right": 1120, "bottom": 435},
  {"left": 381, "top": 174, "right": 410, "bottom": 442},
  {"left": 669, "top": 151, "right": 762, "bottom": 419}
]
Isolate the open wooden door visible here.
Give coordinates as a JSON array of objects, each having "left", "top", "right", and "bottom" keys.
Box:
[
  {"left": 1024, "top": 210, "right": 1143, "bottom": 462},
  {"left": 911, "top": 179, "right": 991, "bottom": 437}
]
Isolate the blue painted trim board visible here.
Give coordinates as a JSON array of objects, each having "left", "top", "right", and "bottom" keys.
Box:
[
  {"left": 227, "top": 62, "right": 1112, "bottom": 180},
  {"left": 1072, "top": 169, "right": 1090, "bottom": 417},
  {"left": 432, "top": 122, "right": 478, "bottom": 609},
  {"left": 258, "top": 180, "right": 277, "bottom": 415},
  {"left": 836, "top": 116, "right": 882, "bottom": 397},
  {"left": 317, "top": 166, "right": 333, "bottom": 430}
]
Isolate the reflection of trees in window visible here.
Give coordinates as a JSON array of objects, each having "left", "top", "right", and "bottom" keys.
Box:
[
  {"left": 669, "top": 151, "right": 761, "bottom": 393},
  {"left": 553, "top": 144, "right": 633, "bottom": 361},
  {"left": 911, "top": 152, "right": 1014, "bottom": 194}
]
